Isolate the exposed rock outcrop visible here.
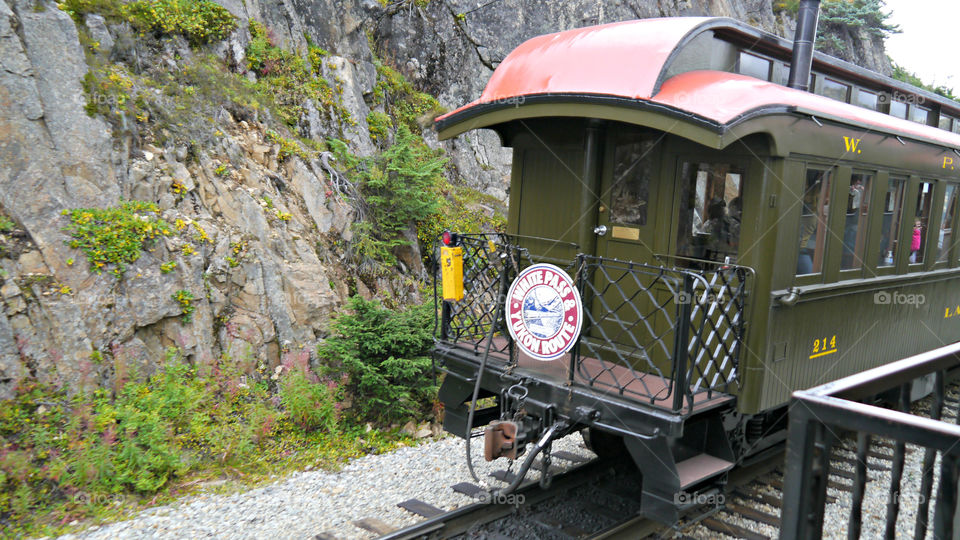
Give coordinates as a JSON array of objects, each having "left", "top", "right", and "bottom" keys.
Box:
[{"left": 0, "top": 0, "right": 892, "bottom": 397}]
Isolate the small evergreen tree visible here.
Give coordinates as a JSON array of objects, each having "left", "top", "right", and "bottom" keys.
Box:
[
  {"left": 815, "top": 0, "right": 899, "bottom": 53},
  {"left": 318, "top": 296, "right": 436, "bottom": 424}
]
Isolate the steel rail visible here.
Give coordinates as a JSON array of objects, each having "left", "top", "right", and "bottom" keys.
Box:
[{"left": 375, "top": 459, "right": 612, "bottom": 540}]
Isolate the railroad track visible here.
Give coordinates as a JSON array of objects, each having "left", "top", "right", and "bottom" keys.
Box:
[
  {"left": 320, "top": 442, "right": 783, "bottom": 540},
  {"left": 367, "top": 452, "right": 652, "bottom": 539},
  {"left": 315, "top": 386, "right": 959, "bottom": 539}
]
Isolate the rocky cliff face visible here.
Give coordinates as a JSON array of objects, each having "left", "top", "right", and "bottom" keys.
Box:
[{"left": 0, "top": 0, "right": 891, "bottom": 398}]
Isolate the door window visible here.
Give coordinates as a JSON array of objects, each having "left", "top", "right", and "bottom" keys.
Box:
[
  {"left": 937, "top": 184, "right": 957, "bottom": 262},
  {"left": 797, "top": 168, "right": 832, "bottom": 275},
  {"left": 911, "top": 181, "right": 934, "bottom": 264},
  {"left": 676, "top": 162, "right": 744, "bottom": 263},
  {"left": 609, "top": 132, "right": 658, "bottom": 226},
  {"left": 878, "top": 177, "right": 906, "bottom": 267},
  {"left": 841, "top": 172, "right": 872, "bottom": 270}
]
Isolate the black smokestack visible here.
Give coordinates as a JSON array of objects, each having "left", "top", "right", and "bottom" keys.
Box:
[{"left": 787, "top": 0, "right": 821, "bottom": 91}]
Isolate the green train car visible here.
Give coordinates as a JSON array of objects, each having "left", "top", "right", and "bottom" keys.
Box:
[{"left": 431, "top": 13, "right": 960, "bottom": 523}]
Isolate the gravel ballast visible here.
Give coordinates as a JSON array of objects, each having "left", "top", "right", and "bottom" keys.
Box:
[
  {"left": 57, "top": 387, "right": 960, "bottom": 539},
  {"left": 56, "top": 433, "right": 595, "bottom": 540}
]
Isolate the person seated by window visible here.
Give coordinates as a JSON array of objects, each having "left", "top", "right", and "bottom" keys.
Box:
[
  {"left": 728, "top": 197, "right": 742, "bottom": 251},
  {"left": 849, "top": 178, "right": 865, "bottom": 214},
  {"left": 700, "top": 199, "right": 737, "bottom": 260}
]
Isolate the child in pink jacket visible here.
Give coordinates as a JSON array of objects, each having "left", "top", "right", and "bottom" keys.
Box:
[{"left": 910, "top": 219, "right": 922, "bottom": 263}]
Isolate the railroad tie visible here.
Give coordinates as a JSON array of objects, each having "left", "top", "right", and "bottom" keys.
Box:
[
  {"left": 865, "top": 449, "right": 895, "bottom": 462},
  {"left": 734, "top": 488, "right": 783, "bottom": 509},
  {"left": 766, "top": 478, "right": 838, "bottom": 503},
  {"left": 700, "top": 517, "right": 770, "bottom": 540},
  {"left": 489, "top": 469, "right": 520, "bottom": 483},
  {"left": 830, "top": 453, "right": 891, "bottom": 472},
  {"left": 725, "top": 502, "right": 781, "bottom": 527},
  {"left": 551, "top": 450, "right": 589, "bottom": 463},
  {"left": 871, "top": 439, "right": 914, "bottom": 454},
  {"left": 530, "top": 512, "right": 590, "bottom": 537},
  {"left": 828, "top": 466, "right": 856, "bottom": 480},
  {"left": 396, "top": 498, "right": 444, "bottom": 518},
  {"left": 826, "top": 479, "right": 854, "bottom": 493},
  {"left": 352, "top": 517, "right": 395, "bottom": 536},
  {"left": 451, "top": 482, "right": 486, "bottom": 498}
]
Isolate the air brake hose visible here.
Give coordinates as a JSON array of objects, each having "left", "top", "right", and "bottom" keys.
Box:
[
  {"left": 464, "top": 251, "right": 511, "bottom": 484},
  {"left": 491, "top": 420, "right": 569, "bottom": 498}
]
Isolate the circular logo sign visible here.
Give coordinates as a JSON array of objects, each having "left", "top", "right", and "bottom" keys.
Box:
[{"left": 505, "top": 263, "right": 583, "bottom": 361}]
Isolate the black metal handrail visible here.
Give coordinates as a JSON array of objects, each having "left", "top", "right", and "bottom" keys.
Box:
[
  {"left": 781, "top": 342, "right": 960, "bottom": 539},
  {"left": 433, "top": 233, "right": 753, "bottom": 414}
]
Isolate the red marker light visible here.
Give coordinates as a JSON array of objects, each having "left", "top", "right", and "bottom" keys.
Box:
[{"left": 442, "top": 231, "right": 452, "bottom": 246}]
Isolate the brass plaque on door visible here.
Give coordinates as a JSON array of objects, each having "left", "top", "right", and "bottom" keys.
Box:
[{"left": 611, "top": 226, "right": 640, "bottom": 240}]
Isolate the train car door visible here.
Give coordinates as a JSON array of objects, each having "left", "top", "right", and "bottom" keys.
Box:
[{"left": 583, "top": 126, "right": 675, "bottom": 384}]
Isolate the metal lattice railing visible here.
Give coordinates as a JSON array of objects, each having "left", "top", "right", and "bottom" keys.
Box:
[
  {"left": 685, "top": 262, "right": 750, "bottom": 394},
  {"left": 434, "top": 234, "right": 753, "bottom": 413},
  {"left": 434, "top": 234, "right": 533, "bottom": 357},
  {"left": 573, "top": 257, "right": 683, "bottom": 404},
  {"left": 781, "top": 343, "right": 960, "bottom": 539}
]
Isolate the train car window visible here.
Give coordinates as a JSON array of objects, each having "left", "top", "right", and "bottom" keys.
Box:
[
  {"left": 878, "top": 178, "right": 906, "bottom": 267},
  {"left": 738, "top": 52, "right": 772, "bottom": 81},
  {"left": 912, "top": 106, "right": 931, "bottom": 125},
  {"left": 953, "top": 121, "right": 960, "bottom": 135},
  {"left": 939, "top": 116, "right": 954, "bottom": 132},
  {"left": 821, "top": 78, "right": 851, "bottom": 103},
  {"left": 911, "top": 182, "right": 935, "bottom": 264},
  {"left": 889, "top": 101, "right": 908, "bottom": 119},
  {"left": 609, "top": 132, "right": 658, "bottom": 226},
  {"left": 841, "top": 173, "right": 872, "bottom": 270},
  {"left": 796, "top": 168, "right": 832, "bottom": 276},
  {"left": 855, "top": 89, "right": 879, "bottom": 110},
  {"left": 937, "top": 184, "right": 958, "bottom": 262},
  {"left": 676, "top": 162, "right": 744, "bottom": 263},
  {"left": 856, "top": 89, "right": 879, "bottom": 110}
]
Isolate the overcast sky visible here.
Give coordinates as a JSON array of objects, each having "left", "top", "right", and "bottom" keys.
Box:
[{"left": 881, "top": 0, "right": 960, "bottom": 93}]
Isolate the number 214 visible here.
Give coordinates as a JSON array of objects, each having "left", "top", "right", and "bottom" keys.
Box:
[{"left": 813, "top": 336, "right": 836, "bottom": 353}]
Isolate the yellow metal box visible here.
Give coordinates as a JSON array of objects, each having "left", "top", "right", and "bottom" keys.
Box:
[{"left": 440, "top": 246, "right": 464, "bottom": 301}]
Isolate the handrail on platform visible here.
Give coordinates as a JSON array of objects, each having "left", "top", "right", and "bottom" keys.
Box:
[
  {"left": 781, "top": 341, "right": 960, "bottom": 539},
  {"left": 431, "top": 233, "right": 754, "bottom": 415}
]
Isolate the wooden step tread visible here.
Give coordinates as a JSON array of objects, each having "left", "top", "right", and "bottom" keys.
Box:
[{"left": 677, "top": 454, "right": 735, "bottom": 489}]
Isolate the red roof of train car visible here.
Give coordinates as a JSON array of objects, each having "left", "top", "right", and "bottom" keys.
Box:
[{"left": 436, "top": 18, "right": 960, "bottom": 149}]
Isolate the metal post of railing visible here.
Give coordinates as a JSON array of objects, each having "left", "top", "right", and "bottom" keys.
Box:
[
  {"left": 570, "top": 253, "right": 585, "bottom": 386},
  {"left": 781, "top": 403, "right": 831, "bottom": 539},
  {"left": 933, "top": 411, "right": 960, "bottom": 539},
  {"left": 885, "top": 384, "right": 910, "bottom": 539},
  {"left": 440, "top": 300, "right": 452, "bottom": 342},
  {"left": 672, "top": 274, "right": 692, "bottom": 412},
  {"left": 914, "top": 371, "right": 945, "bottom": 540}
]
